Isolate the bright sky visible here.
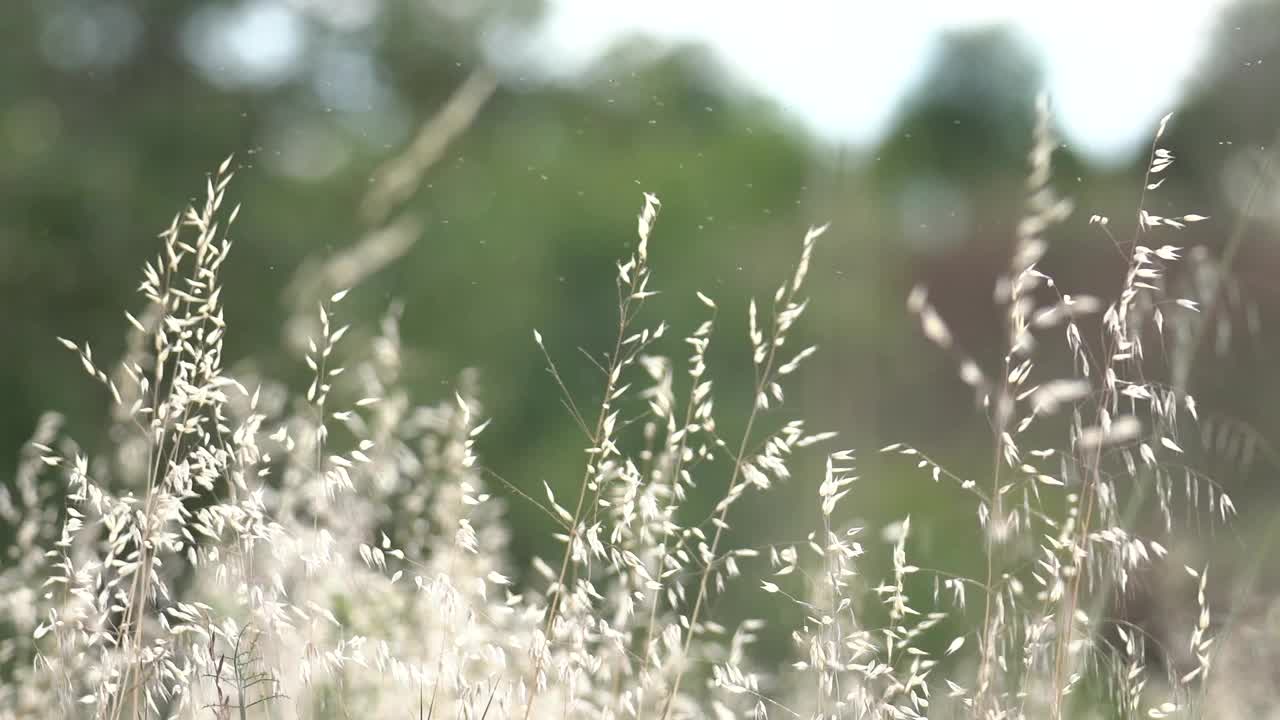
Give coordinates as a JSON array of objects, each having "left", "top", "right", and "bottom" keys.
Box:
[
  {"left": 171, "top": 0, "right": 1238, "bottom": 166},
  {"left": 517, "top": 0, "right": 1235, "bottom": 164}
]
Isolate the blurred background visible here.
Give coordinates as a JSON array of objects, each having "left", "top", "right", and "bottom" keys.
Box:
[{"left": 4, "top": 0, "right": 1280, "bottom": 675}]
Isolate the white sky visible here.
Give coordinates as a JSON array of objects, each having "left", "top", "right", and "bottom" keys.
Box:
[
  {"left": 517, "top": 0, "right": 1235, "bottom": 163},
  {"left": 178, "top": 0, "right": 1239, "bottom": 165}
]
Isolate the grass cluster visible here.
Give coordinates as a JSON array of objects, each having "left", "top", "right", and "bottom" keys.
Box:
[{"left": 0, "top": 98, "right": 1263, "bottom": 719}]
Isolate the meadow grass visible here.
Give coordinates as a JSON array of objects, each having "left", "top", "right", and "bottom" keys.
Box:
[{"left": 0, "top": 98, "right": 1262, "bottom": 719}]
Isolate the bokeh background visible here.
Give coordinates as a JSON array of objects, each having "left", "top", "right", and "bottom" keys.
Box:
[{"left": 4, "top": 0, "right": 1280, "bottom": 673}]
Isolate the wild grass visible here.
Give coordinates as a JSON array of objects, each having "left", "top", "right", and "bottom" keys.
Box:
[{"left": 0, "top": 96, "right": 1269, "bottom": 719}]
